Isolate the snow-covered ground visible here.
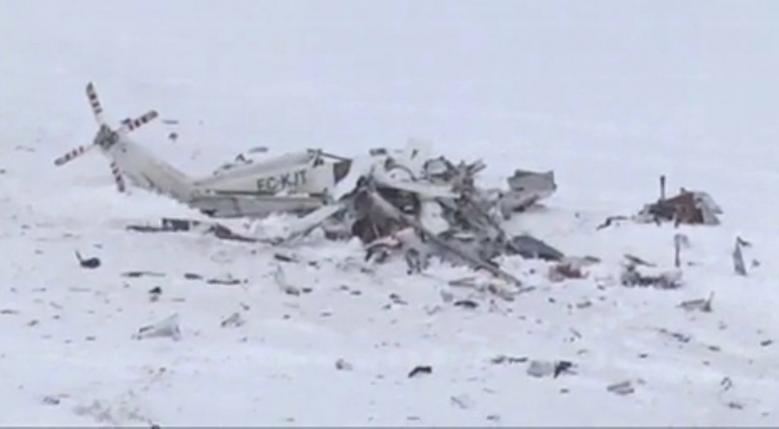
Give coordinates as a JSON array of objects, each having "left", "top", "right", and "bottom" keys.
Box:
[{"left": 2, "top": 1, "right": 778, "bottom": 426}]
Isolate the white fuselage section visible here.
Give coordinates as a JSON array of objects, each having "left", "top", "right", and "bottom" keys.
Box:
[{"left": 100, "top": 133, "right": 342, "bottom": 216}]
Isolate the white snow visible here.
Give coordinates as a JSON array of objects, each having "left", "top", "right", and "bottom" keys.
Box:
[{"left": 1, "top": 0, "right": 778, "bottom": 426}]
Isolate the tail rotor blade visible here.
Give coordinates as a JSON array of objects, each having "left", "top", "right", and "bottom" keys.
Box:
[
  {"left": 86, "top": 82, "right": 105, "bottom": 124},
  {"left": 119, "top": 110, "right": 158, "bottom": 133},
  {"left": 110, "top": 161, "right": 126, "bottom": 192},
  {"left": 54, "top": 144, "right": 94, "bottom": 166}
]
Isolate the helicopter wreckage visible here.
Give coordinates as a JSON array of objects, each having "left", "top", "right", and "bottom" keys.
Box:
[{"left": 54, "top": 83, "right": 724, "bottom": 287}]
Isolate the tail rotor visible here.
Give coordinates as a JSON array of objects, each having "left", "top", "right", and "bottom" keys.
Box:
[{"left": 54, "top": 82, "right": 160, "bottom": 194}]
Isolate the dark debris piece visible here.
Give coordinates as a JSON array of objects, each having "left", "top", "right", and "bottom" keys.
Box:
[
  {"left": 274, "top": 253, "right": 297, "bottom": 263},
  {"left": 491, "top": 355, "right": 528, "bottom": 365},
  {"left": 453, "top": 299, "right": 479, "bottom": 309},
  {"left": 335, "top": 358, "right": 354, "bottom": 371},
  {"left": 553, "top": 361, "right": 575, "bottom": 378},
  {"left": 75, "top": 251, "right": 100, "bottom": 269},
  {"left": 507, "top": 235, "right": 564, "bottom": 261},
  {"left": 596, "top": 215, "right": 629, "bottom": 230},
  {"left": 621, "top": 265, "right": 682, "bottom": 289},
  {"left": 607, "top": 380, "right": 635, "bottom": 395},
  {"left": 207, "top": 277, "right": 244, "bottom": 286},
  {"left": 122, "top": 271, "right": 165, "bottom": 278},
  {"left": 658, "top": 328, "right": 692, "bottom": 344},
  {"left": 408, "top": 365, "right": 433, "bottom": 378},
  {"left": 42, "top": 395, "right": 61, "bottom": 406}
]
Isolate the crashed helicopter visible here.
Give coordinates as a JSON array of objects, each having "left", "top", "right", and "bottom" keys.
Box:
[{"left": 56, "top": 83, "right": 561, "bottom": 284}]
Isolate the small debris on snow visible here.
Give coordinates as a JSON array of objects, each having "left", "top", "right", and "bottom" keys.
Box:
[
  {"left": 274, "top": 266, "right": 301, "bottom": 296},
  {"left": 727, "top": 401, "right": 745, "bottom": 410},
  {"left": 389, "top": 293, "right": 407, "bottom": 305},
  {"left": 733, "top": 237, "right": 748, "bottom": 276},
  {"left": 183, "top": 273, "right": 203, "bottom": 280},
  {"left": 721, "top": 377, "right": 734, "bottom": 391},
  {"left": 526, "top": 360, "right": 575, "bottom": 378},
  {"left": 623, "top": 254, "right": 656, "bottom": 267},
  {"left": 607, "top": 380, "right": 635, "bottom": 395},
  {"left": 273, "top": 253, "right": 297, "bottom": 263},
  {"left": 220, "top": 312, "right": 245, "bottom": 328},
  {"left": 596, "top": 215, "right": 629, "bottom": 230},
  {"left": 206, "top": 275, "right": 244, "bottom": 286},
  {"left": 621, "top": 265, "right": 682, "bottom": 289},
  {"left": 679, "top": 292, "right": 714, "bottom": 313},
  {"left": 408, "top": 365, "right": 433, "bottom": 378},
  {"left": 450, "top": 394, "right": 474, "bottom": 410},
  {"left": 454, "top": 299, "right": 479, "bottom": 309},
  {"left": 133, "top": 314, "right": 181, "bottom": 341},
  {"left": 122, "top": 271, "right": 165, "bottom": 278},
  {"left": 335, "top": 358, "right": 353, "bottom": 371},
  {"left": 42, "top": 395, "right": 61, "bottom": 405},
  {"left": 490, "top": 355, "right": 528, "bottom": 365},
  {"left": 657, "top": 328, "right": 692, "bottom": 344},
  {"left": 148, "top": 286, "right": 162, "bottom": 302},
  {"left": 575, "top": 300, "right": 592, "bottom": 309},
  {"left": 548, "top": 260, "right": 588, "bottom": 282},
  {"left": 760, "top": 339, "right": 773, "bottom": 347},
  {"left": 507, "top": 234, "right": 564, "bottom": 261},
  {"left": 75, "top": 251, "right": 100, "bottom": 269}
]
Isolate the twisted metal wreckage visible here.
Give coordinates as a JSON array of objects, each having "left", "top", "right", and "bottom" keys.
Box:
[{"left": 55, "top": 83, "right": 724, "bottom": 286}]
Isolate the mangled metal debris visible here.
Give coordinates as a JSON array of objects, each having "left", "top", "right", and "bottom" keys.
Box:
[
  {"left": 674, "top": 233, "right": 690, "bottom": 268},
  {"left": 597, "top": 178, "right": 723, "bottom": 229},
  {"left": 507, "top": 235, "right": 564, "bottom": 261},
  {"left": 636, "top": 187, "right": 722, "bottom": 226},
  {"left": 679, "top": 292, "right": 714, "bottom": 312},
  {"left": 133, "top": 314, "right": 181, "bottom": 341},
  {"left": 117, "top": 141, "right": 562, "bottom": 284},
  {"left": 607, "top": 380, "right": 636, "bottom": 396},
  {"left": 58, "top": 84, "right": 573, "bottom": 284},
  {"left": 547, "top": 257, "right": 598, "bottom": 282},
  {"left": 620, "top": 262, "right": 683, "bottom": 289},
  {"left": 526, "top": 360, "right": 576, "bottom": 378},
  {"left": 127, "top": 217, "right": 270, "bottom": 243},
  {"left": 733, "top": 237, "right": 750, "bottom": 276}
]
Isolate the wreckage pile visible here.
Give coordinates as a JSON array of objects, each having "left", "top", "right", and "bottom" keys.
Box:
[
  {"left": 311, "top": 150, "right": 561, "bottom": 284},
  {"left": 62, "top": 84, "right": 740, "bottom": 289},
  {"left": 130, "top": 145, "right": 564, "bottom": 285}
]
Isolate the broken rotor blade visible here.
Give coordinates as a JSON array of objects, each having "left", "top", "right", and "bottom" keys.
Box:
[
  {"left": 374, "top": 175, "right": 458, "bottom": 199},
  {"left": 53, "top": 144, "right": 96, "bottom": 166},
  {"left": 282, "top": 201, "right": 348, "bottom": 242},
  {"left": 86, "top": 82, "right": 105, "bottom": 124},
  {"left": 371, "top": 165, "right": 457, "bottom": 199},
  {"left": 366, "top": 189, "right": 522, "bottom": 286},
  {"left": 110, "top": 161, "right": 126, "bottom": 192},
  {"left": 119, "top": 110, "right": 159, "bottom": 133}
]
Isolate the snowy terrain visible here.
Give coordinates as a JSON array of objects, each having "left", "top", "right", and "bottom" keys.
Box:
[{"left": 2, "top": 0, "right": 779, "bottom": 426}]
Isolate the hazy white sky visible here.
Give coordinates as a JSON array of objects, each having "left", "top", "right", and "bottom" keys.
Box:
[{"left": 2, "top": 0, "right": 778, "bottom": 161}]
